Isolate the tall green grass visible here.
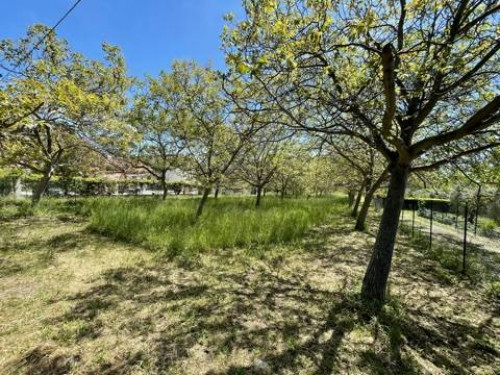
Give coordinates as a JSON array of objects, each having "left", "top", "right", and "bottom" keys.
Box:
[
  {"left": 87, "top": 196, "right": 346, "bottom": 256},
  {"left": 0, "top": 196, "right": 91, "bottom": 220}
]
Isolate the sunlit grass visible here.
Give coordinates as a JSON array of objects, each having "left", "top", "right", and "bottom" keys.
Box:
[
  {"left": 87, "top": 196, "right": 347, "bottom": 256},
  {"left": 1, "top": 196, "right": 499, "bottom": 374}
]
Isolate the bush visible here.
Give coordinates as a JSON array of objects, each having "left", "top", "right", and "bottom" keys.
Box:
[
  {"left": 478, "top": 218, "right": 499, "bottom": 238},
  {"left": 0, "top": 198, "right": 34, "bottom": 219}
]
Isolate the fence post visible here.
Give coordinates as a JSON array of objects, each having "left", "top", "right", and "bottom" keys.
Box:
[
  {"left": 463, "top": 202, "right": 468, "bottom": 274},
  {"left": 429, "top": 201, "right": 433, "bottom": 250}
]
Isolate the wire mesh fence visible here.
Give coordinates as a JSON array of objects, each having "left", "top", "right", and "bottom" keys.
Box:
[{"left": 393, "top": 199, "right": 498, "bottom": 276}]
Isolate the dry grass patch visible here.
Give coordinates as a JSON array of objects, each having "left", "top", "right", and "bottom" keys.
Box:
[{"left": 0, "top": 206, "right": 499, "bottom": 374}]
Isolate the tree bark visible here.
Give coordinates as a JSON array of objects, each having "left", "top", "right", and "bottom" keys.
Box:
[
  {"left": 351, "top": 182, "right": 365, "bottom": 218},
  {"left": 214, "top": 185, "right": 220, "bottom": 199},
  {"left": 355, "top": 171, "right": 388, "bottom": 231},
  {"left": 255, "top": 186, "right": 263, "bottom": 207},
  {"left": 348, "top": 190, "right": 355, "bottom": 206},
  {"left": 280, "top": 179, "right": 288, "bottom": 200},
  {"left": 32, "top": 166, "right": 54, "bottom": 204},
  {"left": 161, "top": 172, "right": 168, "bottom": 201},
  {"left": 474, "top": 185, "right": 481, "bottom": 235},
  {"left": 361, "top": 164, "right": 409, "bottom": 303},
  {"left": 196, "top": 187, "right": 210, "bottom": 218}
]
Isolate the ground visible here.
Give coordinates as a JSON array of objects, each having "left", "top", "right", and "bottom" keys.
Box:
[
  {"left": 406, "top": 212, "right": 500, "bottom": 254},
  {"left": 0, "top": 205, "right": 499, "bottom": 374}
]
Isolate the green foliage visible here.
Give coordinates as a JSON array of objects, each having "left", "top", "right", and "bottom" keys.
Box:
[
  {"left": 171, "top": 61, "right": 243, "bottom": 190},
  {"left": 487, "top": 281, "right": 500, "bottom": 300},
  {"left": 127, "top": 68, "right": 191, "bottom": 188},
  {"left": 0, "top": 24, "right": 131, "bottom": 202},
  {"left": 87, "top": 196, "right": 345, "bottom": 257},
  {"left": 0, "top": 198, "right": 33, "bottom": 219},
  {"left": 478, "top": 218, "right": 500, "bottom": 238}
]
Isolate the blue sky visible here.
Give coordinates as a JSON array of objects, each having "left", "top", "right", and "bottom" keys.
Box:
[{"left": 1, "top": 0, "right": 243, "bottom": 78}]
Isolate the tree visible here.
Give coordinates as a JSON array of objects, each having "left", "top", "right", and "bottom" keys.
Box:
[
  {"left": 272, "top": 143, "right": 310, "bottom": 199},
  {"left": 174, "top": 61, "right": 254, "bottom": 217},
  {"left": 448, "top": 150, "right": 500, "bottom": 231},
  {"left": 54, "top": 148, "right": 109, "bottom": 196},
  {"left": 224, "top": 0, "right": 500, "bottom": 303},
  {"left": 0, "top": 88, "right": 43, "bottom": 131},
  {"left": 0, "top": 25, "right": 130, "bottom": 203},
  {"left": 237, "top": 128, "right": 285, "bottom": 206},
  {"left": 325, "top": 137, "right": 388, "bottom": 230},
  {"left": 129, "top": 72, "right": 188, "bottom": 200}
]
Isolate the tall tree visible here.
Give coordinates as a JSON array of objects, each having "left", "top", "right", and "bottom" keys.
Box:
[
  {"left": 224, "top": 0, "right": 500, "bottom": 303},
  {"left": 0, "top": 25, "right": 130, "bottom": 203},
  {"left": 129, "top": 72, "right": 188, "bottom": 200},
  {"left": 237, "top": 129, "right": 285, "bottom": 206},
  {"left": 272, "top": 143, "right": 310, "bottom": 199},
  {"left": 175, "top": 62, "right": 255, "bottom": 217}
]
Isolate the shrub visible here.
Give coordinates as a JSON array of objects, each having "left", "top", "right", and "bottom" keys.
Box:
[{"left": 478, "top": 218, "right": 499, "bottom": 238}]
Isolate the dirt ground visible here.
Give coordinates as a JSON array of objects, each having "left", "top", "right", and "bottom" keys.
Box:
[{"left": 1, "top": 212, "right": 499, "bottom": 374}]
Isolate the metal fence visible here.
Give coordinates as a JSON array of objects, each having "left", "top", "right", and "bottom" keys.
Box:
[{"left": 395, "top": 200, "right": 495, "bottom": 275}]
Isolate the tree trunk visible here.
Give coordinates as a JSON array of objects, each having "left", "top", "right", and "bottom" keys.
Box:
[
  {"left": 214, "top": 185, "right": 220, "bottom": 199},
  {"left": 348, "top": 190, "right": 355, "bottom": 206},
  {"left": 161, "top": 173, "right": 168, "bottom": 201},
  {"left": 355, "top": 170, "right": 388, "bottom": 231},
  {"left": 255, "top": 186, "right": 263, "bottom": 207},
  {"left": 32, "top": 166, "right": 54, "bottom": 204},
  {"left": 280, "top": 180, "right": 288, "bottom": 200},
  {"left": 361, "top": 164, "right": 409, "bottom": 303},
  {"left": 351, "top": 182, "right": 365, "bottom": 218},
  {"left": 354, "top": 190, "right": 376, "bottom": 231},
  {"left": 474, "top": 185, "right": 481, "bottom": 235},
  {"left": 196, "top": 187, "right": 210, "bottom": 218}
]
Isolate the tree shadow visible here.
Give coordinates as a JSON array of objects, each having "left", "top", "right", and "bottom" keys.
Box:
[{"left": 7, "top": 213, "right": 500, "bottom": 374}]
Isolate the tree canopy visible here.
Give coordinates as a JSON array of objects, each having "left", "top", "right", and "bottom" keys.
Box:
[
  {"left": 223, "top": 0, "right": 500, "bottom": 301},
  {"left": 0, "top": 25, "right": 131, "bottom": 202}
]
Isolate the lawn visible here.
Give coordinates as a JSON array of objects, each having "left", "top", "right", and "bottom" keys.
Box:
[{"left": 0, "top": 196, "right": 499, "bottom": 374}]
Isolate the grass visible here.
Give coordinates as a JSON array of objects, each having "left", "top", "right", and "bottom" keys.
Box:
[
  {"left": 0, "top": 196, "right": 91, "bottom": 221},
  {"left": 398, "top": 212, "right": 500, "bottom": 285},
  {"left": 87, "top": 196, "right": 345, "bottom": 257},
  {"left": 1, "top": 197, "right": 499, "bottom": 374}
]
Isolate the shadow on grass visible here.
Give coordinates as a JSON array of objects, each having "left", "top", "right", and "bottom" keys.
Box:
[
  {"left": 6, "top": 210, "right": 500, "bottom": 374},
  {"left": 31, "top": 257, "right": 498, "bottom": 374},
  {"left": 0, "top": 229, "right": 95, "bottom": 277},
  {"left": 0, "top": 215, "right": 150, "bottom": 278},
  {"left": 397, "top": 223, "right": 500, "bottom": 285}
]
